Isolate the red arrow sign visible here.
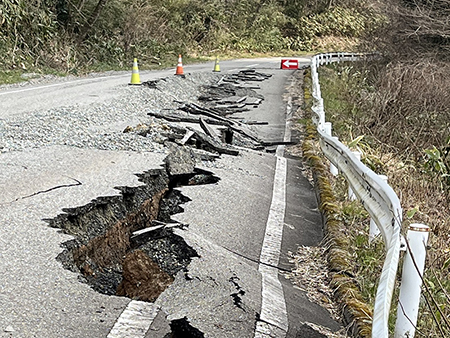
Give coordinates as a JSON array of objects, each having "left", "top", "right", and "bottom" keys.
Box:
[{"left": 281, "top": 59, "right": 299, "bottom": 69}]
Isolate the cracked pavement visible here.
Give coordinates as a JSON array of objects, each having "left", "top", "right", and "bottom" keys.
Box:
[{"left": 0, "top": 58, "right": 344, "bottom": 337}]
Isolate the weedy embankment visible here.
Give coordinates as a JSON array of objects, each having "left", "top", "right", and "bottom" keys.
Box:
[{"left": 317, "top": 61, "right": 450, "bottom": 336}]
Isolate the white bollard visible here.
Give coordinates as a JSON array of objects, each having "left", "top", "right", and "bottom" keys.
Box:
[
  {"left": 323, "top": 122, "right": 332, "bottom": 135},
  {"left": 348, "top": 151, "right": 361, "bottom": 200},
  {"left": 331, "top": 137, "right": 340, "bottom": 176},
  {"left": 369, "top": 175, "right": 388, "bottom": 243},
  {"left": 323, "top": 123, "right": 338, "bottom": 176},
  {"left": 395, "top": 224, "right": 430, "bottom": 338}
]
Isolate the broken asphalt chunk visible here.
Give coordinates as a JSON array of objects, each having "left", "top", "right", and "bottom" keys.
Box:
[
  {"left": 164, "top": 145, "right": 196, "bottom": 176},
  {"left": 187, "top": 127, "right": 239, "bottom": 156},
  {"left": 199, "top": 117, "right": 221, "bottom": 143}
]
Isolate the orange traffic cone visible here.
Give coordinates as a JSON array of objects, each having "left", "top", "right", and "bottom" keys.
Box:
[
  {"left": 129, "top": 58, "right": 141, "bottom": 85},
  {"left": 175, "top": 54, "right": 184, "bottom": 75}
]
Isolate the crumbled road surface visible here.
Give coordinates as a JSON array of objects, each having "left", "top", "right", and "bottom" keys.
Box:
[{"left": 0, "top": 58, "right": 348, "bottom": 337}]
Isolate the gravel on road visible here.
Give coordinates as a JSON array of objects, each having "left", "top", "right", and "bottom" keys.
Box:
[{"left": 0, "top": 72, "right": 222, "bottom": 154}]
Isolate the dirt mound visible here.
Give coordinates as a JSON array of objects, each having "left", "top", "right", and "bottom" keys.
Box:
[{"left": 117, "top": 250, "right": 174, "bottom": 302}]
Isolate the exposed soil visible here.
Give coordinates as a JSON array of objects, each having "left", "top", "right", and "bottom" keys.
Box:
[
  {"left": 117, "top": 250, "right": 174, "bottom": 302},
  {"left": 46, "top": 70, "right": 277, "bottom": 302}
]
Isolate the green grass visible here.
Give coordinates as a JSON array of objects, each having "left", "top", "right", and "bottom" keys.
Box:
[{"left": 0, "top": 70, "right": 30, "bottom": 85}]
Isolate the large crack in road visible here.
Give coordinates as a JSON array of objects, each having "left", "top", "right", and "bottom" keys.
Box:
[
  {"left": 48, "top": 146, "right": 219, "bottom": 302},
  {"left": 40, "top": 70, "right": 277, "bottom": 337}
]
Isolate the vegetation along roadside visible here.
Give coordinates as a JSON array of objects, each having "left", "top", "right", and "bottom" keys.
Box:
[
  {"left": 315, "top": 62, "right": 450, "bottom": 336},
  {"left": 309, "top": 21, "right": 450, "bottom": 338},
  {"left": 0, "top": 0, "right": 382, "bottom": 82},
  {"left": 2, "top": 0, "right": 450, "bottom": 336},
  {"left": 296, "top": 0, "right": 450, "bottom": 335}
]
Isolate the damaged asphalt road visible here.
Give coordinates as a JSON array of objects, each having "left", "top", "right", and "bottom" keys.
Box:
[{"left": 0, "top": 58, "right": 343, "bottom": 337}]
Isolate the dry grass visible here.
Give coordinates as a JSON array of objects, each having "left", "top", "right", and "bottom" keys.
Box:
[
  {"left": 320, "top": 59, "right": 450, "bottom": 336},
  {"left": 315, "top": 36, "right": 361, "bottom": 52},
  {"left": 284, "top": 246, "right": 354, "bottom": 338},
  {"left": 358, "top": 60, "right": 450, "bottom": 156}
]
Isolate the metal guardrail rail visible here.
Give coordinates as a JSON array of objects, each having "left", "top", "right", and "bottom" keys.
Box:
[{"left": 310, "top": 52, "right": 402, "bottom": 337}]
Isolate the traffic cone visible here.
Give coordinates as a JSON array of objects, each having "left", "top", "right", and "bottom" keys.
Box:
[
  {"left": 213, "top": 57, "right": 220, "bottom": 72},
  {"left": 129, "top": 58, "right": 141, "bottom": 85},
  {"left": 175, "top": 54, "right": 184, "bottom": 75}
]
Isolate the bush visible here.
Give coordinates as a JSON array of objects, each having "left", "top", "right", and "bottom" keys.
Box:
[
  {"left": 0, "top": 0, "right": 385, "bottom": 72},
  {"left": 320, "top": 61, "right": 450, "bottom": 337},
  {"left": 283, "top": 6, "right": 386, "bottom": 51},
  {"left": 0, "top": 0, "right": 58, "bottom": 67}
]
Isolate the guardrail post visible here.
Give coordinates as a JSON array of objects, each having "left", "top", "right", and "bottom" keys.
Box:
[
  {"left": 314, "top": 104, "right": 325, "bottom": 130},
  {"left": 369, "top": 222, "right": 378, "bottom": 243},
  {"left": 369, "top": 174, "right": 388, "bottom": 242},
  {"left": 348, "top": 151, "right": 361, "bottom": 200},
  {"left": 318, "top": 99, "right": 325, "bottom": 128},
  {"left": 312, "top": 73, "right": 321, "bottom": 99},
  {"left": 323, "top": 123, "right": 339, "bottom": 176},
  {"left": 331, "top": 137, "right": 340, "bottom": 175},
  {"left": 395, "top": 224, "right": 430, "bottom": 338}
]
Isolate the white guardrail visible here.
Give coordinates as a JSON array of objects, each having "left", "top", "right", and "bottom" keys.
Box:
[{"left": 310, "top": 53, "right": 429, "bottom": 338}]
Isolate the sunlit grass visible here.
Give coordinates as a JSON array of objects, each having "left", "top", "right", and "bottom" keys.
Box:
[{"left": 318, "top": 62, "right": 450, "bottom": 336}]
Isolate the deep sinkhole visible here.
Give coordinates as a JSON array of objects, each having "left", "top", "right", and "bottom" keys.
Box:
[{"left": 47, "top": 148, "right": 219, "bottom": 302}]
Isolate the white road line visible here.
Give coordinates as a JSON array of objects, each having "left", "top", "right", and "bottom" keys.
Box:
[
  {"left": 255, "top": 97, "right": 293, "bottom": 337},
  {"left": 255, "top": 155, "right": 289, "bottom": 336},
  {"left": 0, "top": 74, "right": 128, "bottom": 96},
  {"left": 107, "top": 301, "right": 160, "bottom": 338}
]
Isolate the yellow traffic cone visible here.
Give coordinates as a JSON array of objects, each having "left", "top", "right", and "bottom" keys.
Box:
[
  {"left": 213, "top": 57, "right": 220, "bottom": 72},
  {"left": 175, "top": 54, "right": 184, "bottom": 75},
  {"left": 129, "top": 58, "right": 141, "bottom": 85}
]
